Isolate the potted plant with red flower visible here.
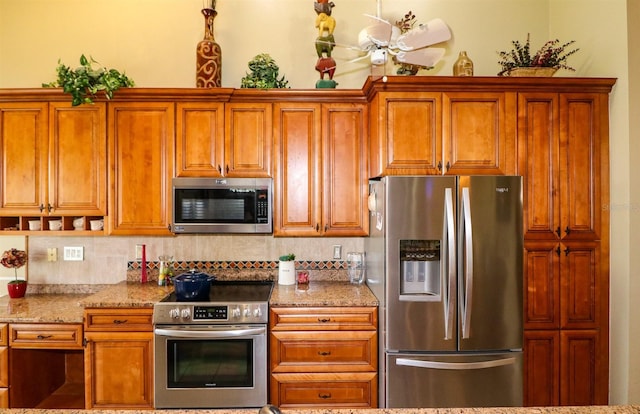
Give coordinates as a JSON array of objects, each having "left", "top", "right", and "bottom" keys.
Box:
[{"left": 1, "top": 248, "right": 28, "bottom": 298}]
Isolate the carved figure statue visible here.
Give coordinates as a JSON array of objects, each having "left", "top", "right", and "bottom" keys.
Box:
[
  {"left": 315, "top": 34, "right": 335, "bottom": 58},
  {"left": 314, "top": 1, "right": 335, "bottom": 16},
  {"left": 315, "top": 13, "right": 336, "bottom": 37}
]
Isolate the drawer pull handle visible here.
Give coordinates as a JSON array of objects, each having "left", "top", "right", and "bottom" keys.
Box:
[
  {"left": 318, "top": 393, "right": 332, "bottom": 399},
  {"left": 318, "top": 351, "right": 331, "bottom": 356},
  {"left": 36, "top": 334, "right": 53, "bottom": 340},
  {"left": 318, "top": 318, "right": 331, "bottom": 323},
  {"left": 113, "top": 319, "right": 128, "bottom": 324}
]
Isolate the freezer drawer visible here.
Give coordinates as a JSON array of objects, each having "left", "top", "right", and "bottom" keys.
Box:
[{"left": 386, "top": 352, "right": 522, "bottom": 408}]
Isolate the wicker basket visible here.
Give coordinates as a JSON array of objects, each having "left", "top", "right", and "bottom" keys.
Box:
[{"left": 504, "top": 67, "right": 558, "bottom": 77}]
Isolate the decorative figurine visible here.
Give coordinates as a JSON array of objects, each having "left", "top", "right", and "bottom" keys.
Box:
[{"left": 314, "top": 1, "right": 338, "bottom": 88}]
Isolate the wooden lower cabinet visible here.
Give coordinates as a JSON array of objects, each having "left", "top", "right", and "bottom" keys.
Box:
[
  {"left": 269, "top": 306, "right": 378, "bottom": 408},
  {"left": 83, "top": 308, "right": 154, "bottom": 409},
  {"left": 0, "top": 324, "right": 7, "bottom": 408}
]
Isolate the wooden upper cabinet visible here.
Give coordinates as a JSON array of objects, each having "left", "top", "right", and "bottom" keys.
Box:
[
  {"left": 369, "top": 91, "right": 515, "bottom": 177},
  {"left": 175, "top": 102, "right": 225, "bottom": 177},
  {"left": 0, "top": 102, "right": 48, "bottom": 214},
  {"left": 108, "top": 102, "right": 174, "bottom": 235},
  {"left": 443, "top": 92, "right": 516, "bottom": 176},
  {"left": 225, "top": 102, "right": 272, "bottom": 177},
  {"left": 274, "top": 102, "right": 368, "bottom": 237},
  {"left": 518, "top": 92, "right": 604, "bottom": 241},
  {"left": 369, "top": 92, "right": 441, "bottom": 176},
  {"left": 0, "top": 102, "right": 106, "bottom": 217},
  {"left": 49, "top": 102, "right": 107, "bottom": 215}
]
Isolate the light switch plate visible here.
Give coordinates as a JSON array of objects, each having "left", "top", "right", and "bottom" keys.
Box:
[
  {"left": 47, "top": 248, "right": 57, "bottom": 262},
  {"left": 332, "top": 245, "right": 342, "bottom": 259},
  {"left": 63, "top": 246, "right": 84, "bottom": 261},
  {"left": 135, "top": 244, "right": 143, "bottom": 260}
]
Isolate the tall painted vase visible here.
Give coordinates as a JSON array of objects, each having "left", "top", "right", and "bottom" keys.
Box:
[{"left": 196, "top": 8, "right": 222, "bottom": 87}]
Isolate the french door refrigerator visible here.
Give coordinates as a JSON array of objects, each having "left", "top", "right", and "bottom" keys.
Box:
[{"left": 365, "top": 175, "right": 523, "bottom": 408}]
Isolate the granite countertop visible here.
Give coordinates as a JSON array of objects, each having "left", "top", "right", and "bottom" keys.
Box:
[{"left": 0, "top": 280, "right": 377, "bottom": 323}]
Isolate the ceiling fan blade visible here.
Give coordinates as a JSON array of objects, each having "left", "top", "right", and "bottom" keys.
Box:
[
  {"left": 395, "top": 18, "right": 452, "bottom": 51},
  {"left": 395, "top": 48, "right": 446, "bottom": 68},
  {"left": 358, "top": 20, "right": 393, "bottom": 48},
  {"left": 347, "top": 51, "right": 373, "bottom": 64}
]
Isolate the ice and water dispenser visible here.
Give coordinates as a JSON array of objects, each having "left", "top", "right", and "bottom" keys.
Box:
[{"left": 399, "top": 240, "right": 441, "bottom": 298}]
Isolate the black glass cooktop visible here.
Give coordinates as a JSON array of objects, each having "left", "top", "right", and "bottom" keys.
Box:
[{"left": 161, "top": 280, "right": 273, "bottom": 303}]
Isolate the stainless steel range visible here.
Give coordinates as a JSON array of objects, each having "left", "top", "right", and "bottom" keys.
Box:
[{"left": 153, "top": 280, "right": 273, "bottom": 409}]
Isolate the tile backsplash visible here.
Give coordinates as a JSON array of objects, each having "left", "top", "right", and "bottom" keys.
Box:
[{"left": 26, "top": 235, "right": 364, "bottom": 285}]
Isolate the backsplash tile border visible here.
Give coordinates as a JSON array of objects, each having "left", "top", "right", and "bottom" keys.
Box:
[{"left": 127, "top": 260, "right": 346, "bottom": 271}]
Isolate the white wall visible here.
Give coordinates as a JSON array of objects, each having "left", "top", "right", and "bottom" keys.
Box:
[{"left": 0, "top": 0, "right": 636, "bottom": 404}]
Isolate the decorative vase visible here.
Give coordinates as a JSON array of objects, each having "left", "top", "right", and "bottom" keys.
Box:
[
  {"left": 504, "top": 67, "right": 558, "bottom": 77},
  {"left": 7, "top": 281, "right": 27, "bottom": 298},
  {"left": 196, "top": 8, "right": 222, "bottom": 88},
  {"left": 453, "top": 51, "right": 474, "bottom": 76}
]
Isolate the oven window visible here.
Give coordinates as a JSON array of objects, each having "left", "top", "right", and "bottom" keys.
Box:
[{"left": 167, "top": 339, "right": 254, "bottom": 388}]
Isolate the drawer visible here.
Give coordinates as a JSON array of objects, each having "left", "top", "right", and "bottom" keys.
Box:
[
  {"left": 270, "top": 372, "right": 377, "bottom": 408},
  {"left": 9, "top": 323, "right": 83, "bottom": 349},
  {"left": 84, "top": 308, "right": 153, "bottom": 332},
  {"left": 270, "top": 307, "right": 377, "bottom": 331},
  {"left": 270, "top": 331, "right": 377, "bottom": 372}
]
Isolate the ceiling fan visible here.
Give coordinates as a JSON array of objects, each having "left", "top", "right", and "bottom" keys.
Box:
[{"left": 350, "top": 13, "right": 452, "bottom": 70}]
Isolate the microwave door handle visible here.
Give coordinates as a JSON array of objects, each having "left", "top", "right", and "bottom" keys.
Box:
[
  {"left": 154, "top": 326, "right": 266, "bottom": 338},
  {"left": 459, "top": 187, "right": 473, "bottom": 339},
  {"left": 443, "top": 187, "right": 456, "bottom": 340}
]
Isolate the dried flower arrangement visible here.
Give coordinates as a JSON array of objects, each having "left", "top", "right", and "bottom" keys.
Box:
[
  {"left": 393, "top": 11, "right": 424, "bottom": 75},
  {"left": 1, "top": 248, "right": 27, "bottom": 283},
  {"left": 497, "top": 34, "right": 579, "bottom": 76}
]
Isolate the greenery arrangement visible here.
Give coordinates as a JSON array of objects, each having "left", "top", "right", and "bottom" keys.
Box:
[
  {"left": 279, "top": 254, "right": 296, "bottom": 262},
  {"left": 1, "top": 248, "right": 27, "bottom": 284},
  {"left": 497, "top": 34, "right": 579, "bottom": 76},
  {"left": 393, "top": 11, "right": 427, "bottom": 74},
  {"left": 43, "top": 54, "right": 135, "bottom": 106},
  {"left": 240, "top": 54, "right": 290, "bottom": 89}
]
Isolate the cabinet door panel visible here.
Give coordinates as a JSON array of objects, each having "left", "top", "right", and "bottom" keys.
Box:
[
  {"left": 108, "top": 102, "right": 174, "bottom": 235},
  {"left": 225, "top": 103, "right": 272, "bottom": 177},
  {"left": 518, "top": 93, "right": 561, "bottom": 240},
  {"left": 524, "top": 242, "right": 560, "bottom": 329},
  {"left": 273, "top": 103, "right": 322, "bottom": 236},
  {"left": 322, "top": 104, "right": 368, "bottom": 236},
  {"left": 84, "top": 332, "right": 154, "bottom": 409},
  {"left": 0, "top": 103, "right": 48, "bottom": 214},
  {"left": 560, "top": 330, "right": 606, "bottom": 405},
  {"left": 176, "top": 102, "right": 224, "bottom": 177},
  {"left": 559, "top": 93, "right": 602, "bottom": 240},
  {"left": 523, "top": 330, "right": 559, "bottom": 407},
  {"left": 443, "top": 92, "right": 516, "bottom": 175},
  {"left": 49, "top": 102, "right": 107, "bottom": 215},
  {"left": 560, "top": 242, "right": 600, "bottom": 328}
]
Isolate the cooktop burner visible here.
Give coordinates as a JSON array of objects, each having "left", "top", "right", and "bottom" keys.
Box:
[{"left": 153, "top": 280, "right": 273, "bottom": 325}]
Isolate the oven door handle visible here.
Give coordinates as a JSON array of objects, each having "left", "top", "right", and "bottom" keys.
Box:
[{"left": 154, "top": 326, "right": 266, "bottom": 338}]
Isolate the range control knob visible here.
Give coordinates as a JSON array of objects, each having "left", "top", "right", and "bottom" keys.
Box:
[
  {"left": 253, "top": 307, "right": 262, "bottom": 318},
  {"left": 169, "top": 308, "right": 180, "bottom": 319},
  {"left": 180, "top": 308, "right": 191, "bottom": 320},
  {"left": 243, "top": 307, "right": 252, "bottom": 318},
  {"left": 230, "top": 306, "right": 241, "bottom": 319}
]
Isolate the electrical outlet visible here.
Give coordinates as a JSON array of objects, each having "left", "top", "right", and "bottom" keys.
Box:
[
  {"left": 135, "top": 244, "right": 143, "bottom": 260},
  {"left": 332, "top": 245, "right": 342, "bottom": 259},
  {"left": 63, "top": 246, "right": 84, "bottom": 261},
  {"left": 47, "top": 248, "right": 57, "bottom": 262}
]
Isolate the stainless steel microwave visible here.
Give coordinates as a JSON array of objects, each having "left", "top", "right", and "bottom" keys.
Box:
[{"left": 172, "top": 177, "right": 272, "bottom": 234}]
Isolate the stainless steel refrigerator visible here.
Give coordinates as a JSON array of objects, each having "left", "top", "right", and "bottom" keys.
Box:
[{"left": 365, "top": 175, "right": 523, "bottom": 408}]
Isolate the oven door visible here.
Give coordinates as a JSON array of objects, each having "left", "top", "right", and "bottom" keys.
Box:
[{"left": 154, "top": 324, "right": 267, "bottom": 409}]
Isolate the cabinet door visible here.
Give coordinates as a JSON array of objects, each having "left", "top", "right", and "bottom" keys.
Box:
[
  {"left": 84, "top": 331, "right": 154, "bottom": 409},
  {"left": 369, "top": 92, "right": 441, "bottom": 176},
  {"left": 0, "top": 102, "right": 48, "bottom": 215},
  {"left": 443, "top": 92, "right": 516, "bottom": 175},
  {"left": 49, "top": 102, "right": 107, "bottom": 215},
  {"left": 225, "top": 103, "right": 272, "bottom": 177},
  {"left": 559, "top": 241, "right": 601, "bottom": 329},
  {"left": 523, "top": 330, "right": 559, "bottom": 406},
  {"left": 523, "top": 242, "right": 560, "bottom": 329},
  {"left": 175, "top": 102, "right": 224, "bottom": 177},
  {"left": 517, "top": 93, "right": 561, "bottom": 241},
  {"left": 560, "top": 329, "right": 607, "bottom": 405},
  {"left": 108, "top": 102, "right": 174, "bottom": 235},
  {"left": 322, "top": 103, "right": 368, "bottom": 236},
  {"left": 273, "top": 103, "right": 322, "bottom": 236}
]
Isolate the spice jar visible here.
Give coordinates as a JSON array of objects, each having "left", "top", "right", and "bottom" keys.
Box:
[{"left": 158, "top": 255, "right": 174, "bottom": 286}]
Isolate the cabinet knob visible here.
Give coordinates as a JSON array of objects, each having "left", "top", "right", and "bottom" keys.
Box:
[
  {"left": 318, "top": 393, "right": 332, "bottom": 399},
  {"left": 437, "top": 161, "right": 443, "bottom": 171}
]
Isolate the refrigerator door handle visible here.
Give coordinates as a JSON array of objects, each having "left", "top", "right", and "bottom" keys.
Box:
[
  {"left": 396, "top": 356, "right": 517, "bottom": 371},
  {"left": 443, "top": 187, "right": 456, "bottom": 340},
  {"left": 459, "top": 187, "right": 474, "bottom": 339}
]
